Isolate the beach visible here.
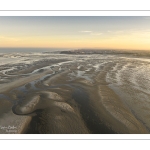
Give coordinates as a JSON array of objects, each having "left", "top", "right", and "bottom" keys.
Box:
[{"left": 0, "top": 51, "right": 150, "bottom": 134}]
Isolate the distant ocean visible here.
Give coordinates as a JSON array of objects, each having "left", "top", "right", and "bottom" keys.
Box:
[{"left": 0, "top": 48, "right": 71, "bottom": 53}]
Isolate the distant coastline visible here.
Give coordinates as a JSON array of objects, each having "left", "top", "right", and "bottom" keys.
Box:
[{"left": 0, "top": 48, "right": 70, "bottom": 53}]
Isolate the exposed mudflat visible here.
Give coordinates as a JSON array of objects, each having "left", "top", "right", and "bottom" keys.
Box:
[{"left": 0, "top": 52, "right": 150, "bottom": 134}]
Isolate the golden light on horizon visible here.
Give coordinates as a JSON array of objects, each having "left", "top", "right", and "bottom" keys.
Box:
[
  {"left": 0, "top": 17, "right": 150, "bottom": 50},
  {"left": 0, "top": 34, "right": 150, "bottom": 50}
]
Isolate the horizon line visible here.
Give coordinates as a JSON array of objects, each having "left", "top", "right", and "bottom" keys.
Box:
[{"left": 0, "top": 47, "right": 150, "bottom": 51}]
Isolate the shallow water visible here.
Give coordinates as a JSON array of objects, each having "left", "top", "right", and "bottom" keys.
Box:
[{"left": 0, "top": 52, "right": 150, "bottom": 133}]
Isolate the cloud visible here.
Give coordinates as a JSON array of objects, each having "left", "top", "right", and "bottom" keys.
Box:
[
  {"left": 79, "top": 31, "right": 102, "bottom": 36},
  {"left": 79, "top": 31, "right": 92, "bottom": 33}
]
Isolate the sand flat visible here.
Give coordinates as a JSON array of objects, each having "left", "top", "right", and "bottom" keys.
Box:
[{"left": 0, "top": 52, "right": 150, "bottom": 133}]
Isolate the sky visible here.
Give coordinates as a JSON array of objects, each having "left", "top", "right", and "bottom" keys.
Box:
[{"left": 0, "top": 16, "right": 150, "bottom": 50}]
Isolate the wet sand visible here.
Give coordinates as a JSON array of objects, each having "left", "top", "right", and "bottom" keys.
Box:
[{"left": 0, "top": 52, "right": 150, "bottom": 134}]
